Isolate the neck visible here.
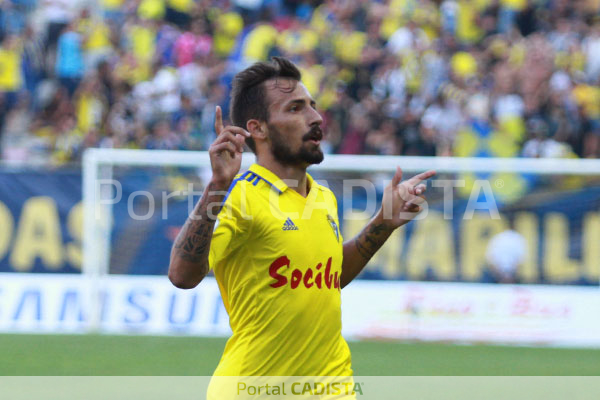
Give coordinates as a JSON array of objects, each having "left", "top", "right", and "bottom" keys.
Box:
[{"left": 257, "top": 154, "right": 310, "bottom": 197}]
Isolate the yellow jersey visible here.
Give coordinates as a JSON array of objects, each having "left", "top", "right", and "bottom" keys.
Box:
[
  {"left": 208, "top": 163, "right": 352, "bottom": 378},
  {"left": 0, "top": 46, "right": 22, "bottom": 92}
]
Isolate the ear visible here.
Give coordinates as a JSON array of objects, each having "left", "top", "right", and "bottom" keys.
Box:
[{"left": 247, "top": 119, "right": 267, "bottom": 140}]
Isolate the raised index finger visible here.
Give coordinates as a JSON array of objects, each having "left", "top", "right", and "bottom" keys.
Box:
[
  {"left": 406, "top": 170, "right": 436, "bottom": 186},
  {"left": 214, "top": 105, "right": 224, "bottom": 135}
]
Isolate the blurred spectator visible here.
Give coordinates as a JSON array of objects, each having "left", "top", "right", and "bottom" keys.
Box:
[
  {"left": 22, "top": 25, "right": 45, "bottom": 95},
  {"left": 41, "top": 0, "right": 74, "bottom": 51},
  {"left": 522, "top": 116, "right": 574, "bottom": 158},
  {"left": 55, "top": 22, "right": 84, "bottom": 95},
  {"left": 0, "top": 35, "right": 23, "bottom": 109},
  {"left": 583, "top": 22, "right": 600, "bottom": 81},
  {"left": 173, "top": 18, "right": 212, "bottom": 67},
  {"left": 484, "top": 226, "right": 528, "bottom": 284},
  {"left": 0, "top": 0, "right": 599, "bottom": 164}
]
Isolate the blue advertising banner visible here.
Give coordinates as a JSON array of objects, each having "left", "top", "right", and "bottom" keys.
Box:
[
  {"left": 0, "top": 168, "right": 599, "bottom": 284},
  {"left": 0, "top": 169, "right": 82, "bottom": 274}
]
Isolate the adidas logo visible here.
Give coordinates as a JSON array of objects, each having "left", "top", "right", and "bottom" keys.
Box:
[{"left": 282, "top": 218, "right": 299, "bottom": 231}]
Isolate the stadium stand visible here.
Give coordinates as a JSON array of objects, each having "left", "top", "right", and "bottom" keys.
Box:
[{"left": 0, "top": 0, "right": 599, "bottom": 164}]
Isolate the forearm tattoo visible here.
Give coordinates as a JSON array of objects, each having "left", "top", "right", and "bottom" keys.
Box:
[
  {"left": 173, "top": 182, "right": 224, "bottom": 264},
  {"left": 354, "top": 222, "right": 393, "bottom": 261}
]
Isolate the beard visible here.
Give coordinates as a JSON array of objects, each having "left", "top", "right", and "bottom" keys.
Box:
[{"left": 268, "top": 124, "right": 324, "bottom": 166}]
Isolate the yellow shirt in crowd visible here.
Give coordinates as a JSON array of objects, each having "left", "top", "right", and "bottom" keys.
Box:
[{"left": 0, "top": 45, "right": 22, "bottom": 92}]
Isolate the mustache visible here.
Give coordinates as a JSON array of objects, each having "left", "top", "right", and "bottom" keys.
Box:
[{"left": 302, "top": 126, "right": 323, "bottom": 141}]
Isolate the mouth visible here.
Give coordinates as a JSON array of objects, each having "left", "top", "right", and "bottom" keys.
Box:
[{"left": 304, "top": 128, "right": 323, "bottom": 145}]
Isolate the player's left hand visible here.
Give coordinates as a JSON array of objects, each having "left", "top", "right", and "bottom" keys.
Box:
[{"left": 378, "top": 167, "right": 436, "bottom": 229}]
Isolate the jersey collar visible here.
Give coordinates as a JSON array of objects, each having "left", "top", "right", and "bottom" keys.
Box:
[{"left": 248, "top": 164, "right": 318, "bottom": 194}]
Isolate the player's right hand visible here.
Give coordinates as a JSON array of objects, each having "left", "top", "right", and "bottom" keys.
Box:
[{"left": 209, "top": 106, "right": 250, "bottom": 189}]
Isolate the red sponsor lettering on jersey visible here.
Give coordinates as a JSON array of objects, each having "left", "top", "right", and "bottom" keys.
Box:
[{"left": 269, "top": 256, "right": 340, "bottom": 290}]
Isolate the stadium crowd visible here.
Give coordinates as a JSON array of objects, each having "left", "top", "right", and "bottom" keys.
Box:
[{"left": 0, "top": 0, "right": 599, "bottom": 164}]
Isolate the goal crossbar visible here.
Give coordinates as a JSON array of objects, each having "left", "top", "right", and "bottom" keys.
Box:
[{"left": 83, "top": 148, "right": 600, "bottom": 174}]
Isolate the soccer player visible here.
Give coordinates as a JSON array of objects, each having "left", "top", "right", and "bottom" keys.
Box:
[{"left": 168, "top": 57, "right": 435, "bottom": 396}]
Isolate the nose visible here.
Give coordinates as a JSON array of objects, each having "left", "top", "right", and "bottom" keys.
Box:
[{"left": 308, "top": 106, "right": 323, "bottom": 127}]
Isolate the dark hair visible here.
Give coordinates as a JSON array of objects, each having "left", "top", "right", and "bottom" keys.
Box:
[{"left": 229, "top": 57, "right": 302, "bottom": 153}]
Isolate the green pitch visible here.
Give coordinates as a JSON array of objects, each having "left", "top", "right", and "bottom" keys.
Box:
[{"left": 1, "top": 334, "right": 599, "bottom": 375}]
